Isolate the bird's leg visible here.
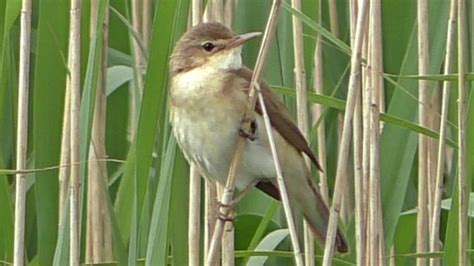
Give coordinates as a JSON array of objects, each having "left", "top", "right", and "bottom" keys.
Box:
[
  {"left": 216, "top": 180, "right": 260, "bottom": 222},
  {"left": 239, "top": 117, "right": 258, "bottom": 141}
]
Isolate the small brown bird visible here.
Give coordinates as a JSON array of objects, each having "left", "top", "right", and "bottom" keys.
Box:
[{"left": 169, "top": 22, "right": 348, "bottom": 253}]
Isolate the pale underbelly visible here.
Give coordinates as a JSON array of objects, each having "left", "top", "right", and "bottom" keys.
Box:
[{"left": 171, "top": 109, "right": 276, "bottom": 191}]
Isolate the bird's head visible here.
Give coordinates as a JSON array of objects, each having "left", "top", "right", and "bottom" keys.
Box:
[{"left": 170, "top": 22, "right": 261, "bottom": 75}]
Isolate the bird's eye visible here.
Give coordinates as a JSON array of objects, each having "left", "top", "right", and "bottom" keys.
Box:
[{"left": 202, "top": 42, "right": 215, "bottom": 52}]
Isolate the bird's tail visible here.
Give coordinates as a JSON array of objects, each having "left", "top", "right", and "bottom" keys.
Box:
[{"left": 285, "top": 169, "right": 349, "bottom": 253}]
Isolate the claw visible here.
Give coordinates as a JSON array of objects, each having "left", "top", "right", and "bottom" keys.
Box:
[
  {"left": 218, "top": 212, "right": 235, "bottom": 223},
  {"left": 239, "top": 118, "right": 258, "bottom": 141}
]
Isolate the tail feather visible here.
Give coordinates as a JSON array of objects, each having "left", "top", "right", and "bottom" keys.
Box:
[{"left": 283, "top": 165, "right": 349, "bottom": 253}]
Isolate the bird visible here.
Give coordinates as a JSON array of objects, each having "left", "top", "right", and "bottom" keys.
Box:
[{"left": 168, "top": 22, "right": 348, "bottom": 253}]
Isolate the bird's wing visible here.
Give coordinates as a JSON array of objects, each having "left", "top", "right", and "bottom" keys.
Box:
[{"left": 230, "top": 67, "right": 322, "bottom": 171}]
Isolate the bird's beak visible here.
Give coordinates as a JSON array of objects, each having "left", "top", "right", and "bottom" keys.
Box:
[{"left": 226, "top": 32, "right": 262, "bottom": 49}]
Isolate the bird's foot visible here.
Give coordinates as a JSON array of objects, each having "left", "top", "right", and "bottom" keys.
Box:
[
  {"left": 217, "top": 211, "right": 236, "bottom": 223},
  {"left": 239, "top": 117, "right": 258, "bottom": 141}
]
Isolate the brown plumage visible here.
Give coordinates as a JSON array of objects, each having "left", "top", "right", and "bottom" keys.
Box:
[{"left": 169, "top": 22, "right": 348, "bottom": 253}]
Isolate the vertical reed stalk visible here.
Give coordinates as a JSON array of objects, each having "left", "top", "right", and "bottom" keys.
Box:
[
  {"left": 142, "top": 0, "right": 151, "bottom": 49},
  {"left": 130, "top": 0, "right": 145, "bottom": 141},
  {"left": 204, "top": 180, "right": 218, "bottom": 265},
  {"left": 59, "top": 86, "right": 71, "bottom": 226},
  {"left": 456, "top": 0, "right": 468, "bottom": 264},
  {"left": 322, "top": 0, "right": 368, "bottom": 264},
  {"left": 429, "top": 2, "right": 457, "bottom": 265},
  {"left": 368, "top": 0, "right": 385, "bottom": 263},
  {"left": 417, "top": 1, "right": 430, "bottom": 265},
  {"left": 188, "top": 3, "right": 202, "bottom": 265},
  {"left": 224, "top": 0, "right": 235, "bottom": 27},
  {"left": 69, "top": 0, "right": 82, "bottom": 264},
  {"left": 327, "top": 0, "right": 339, "bottom": 37},
  {"left": 13, "top": 0, "right": 32, "bottom": 265},
  {"left": 188, "top": 165, "right": 201, "bottom": 266},
  {"left": 290, "top": 0, "right": 312, "bottom": 264},
  {"left": 86, "top": 3, "right": 112, "bottom": 263},
  {"left": 192, "top": 0, "right": 203, "bottom": 25},
  {"left": 311, "top": 0, "right": 329, "bottom": 205},
  {"left": 328, "top": 0, "right": 351, "bottom": 225},
  {"left": 291, "top": 0, "right": 314, "bottom": 266},
  {"left": 219, "top": 185, "right": 235, "bottom": 266},
  {"left": 350, "top": 1, "right": 367, "bottom": 265}
]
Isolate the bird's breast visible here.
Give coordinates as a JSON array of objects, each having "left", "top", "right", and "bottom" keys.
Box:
[{"left": 169, "top": 69, "right": 245, "bottom": 184}]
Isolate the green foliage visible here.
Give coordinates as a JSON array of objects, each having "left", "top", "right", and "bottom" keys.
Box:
[{"left": 0, "top": 0, "right": 472, "bottom": 265}]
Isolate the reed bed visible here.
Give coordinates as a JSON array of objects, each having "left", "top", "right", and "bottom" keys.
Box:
[{"left": 1, "top": 0, "right": 472, "bottom": 265}]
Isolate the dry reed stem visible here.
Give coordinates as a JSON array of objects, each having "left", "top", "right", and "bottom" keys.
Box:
[
  {"left": 188, "top": 165, "right": 201, "bottom": 266},
  {"left": 456, "top": 0, "right": 468, "bottom": 264},
  {"left": 224, "top": 0, "right": 235, "bottom": 27},
  {"left": 328, "top": 0, "right": 351, "bottom": 226},
  {"left": 129, "top": 0, "right": 145, "bottom": 142},
  {"left": 311, "top": 0, "right": 329, "bottom": 206},
  {"left": 192, "top": 0, "right": 203, "bottom": 25},
  {"left": 59, "top": 85, "right": 71, "bottom": 227},
  {"left": 188, "top": 5, "right": 203, "bottom": 265},
  {"left": 327, "top": 0, "right": 339, "bottom": 37},
  {"left": 204, "top": 180, "right": 218, "bottom": 265},
  {"left": 322, "top": 0, "right": 368, "bottom": 264},
  {"left": 59, "top": 40, "right": 73, "bottom": 226},
  {"left": 13, "top": 0, "right": 32, "bottom": 265},
  {"left": 218, "top": 185, "right": 235, "bottom": 265},
  {"left": 417, "top": 1, "right": 430, "bottom": 265},
  {"left": 353, "top": 86, "right": 366, "bottom": 266},
  {"left": 429, "top": 1, "right": 457, "bottom": 265},
  {"left": 86, "top": 4, "right": 112, "bottom": 262},
  {"left": 255, "top": 83, "right": 306, "bottom": 265},
  {"left": 368, "top": 0, "right": 385, "bottom": 263},
  {"left": 69, "top": 0, "right": 82, "bottom": 264},
  {"left": 142, "top": 0, "right": 151, "bottom": 49},
  {"left": 350, "top": 1, "right": 367, "bottom": 265},
  {"left": 360, "top": 8, "right": 372, "bottom": 264},
  {"left": 290, "top": 0, "right": 312, "bottom": 264},
  {"left": 206, "top": 1, "right": 303, "bottom": 265}
]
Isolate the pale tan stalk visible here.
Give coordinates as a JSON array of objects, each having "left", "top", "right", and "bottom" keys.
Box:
[
  {"left": 362, "top": 16, "right": 373, "bottom": 262},
  {"left": 130, "top": 0, "right": 145, "bottom": 141},
  {"left": 327, "top": 0, "right": 339, "bottom": 37},
  {"left": 188, "top": 6, "right": 203, "bottom": 265},
  {"left": 13, "top": 0, "right": 32, "bottom": 265},
  {"left": 69, "top": 0, "right": 82, "bottom": 264},
  {"left": 322, "top": 0, "right": 368, "bottom": 264},
  {"left": 218, "top": 185, "right": 234, "bottom": 265},
  {"left": 86, "top": 4, "right": 111, "bottom": 263},
  {"left": 204, "top": 180, "right": 218, "bottom": 265},
  {"left": 351, "top": 0, "right": 367, "bottom": 264},
  {"left": 224, "top": 0, "right": 235, "bottom": 27},
  {"left": 353, "top": 86, "right": 366, "bottom": 266},
  {"left": 101, "top": 10, "right": 113, "bottom": 260},
  {"left": 289, "top": 0, "right": 312, "bottom": 264},
  {"left": 59, "top": 85, "right": 71, "bottom": 226},
  {"left": 188, "top": 165, "right": 201, "bottom": 266},
  {"left": 429, "top": 1, "right": 457, "bottom": 265},
  {"left": 417, "top": 1, "right": 429, "bottom": 265},
  {"left": 206, "top": 1, "right": 301, "bottom": 264},
  {"left": 204, "top": 0, "right": 223, "bottom": 23},
  {"left": 328, "top": 0, "right": 351, "bottom": 225},
  {"left": 142, "top": 0, "right": 151, "bottom": 49},
  {"left": 86, "top": 1, "right": 101, "bottom": 261},
  {"left": 368, "top": 0, "right": 385, "bottom": 264},
  {"left": 192, "top": 0, "right": 203, "bottom": 25},
  {"left": 311, "top": 0, "right": 329, "bottom": 206},
  {"left": 256, "top": 83, "right": 306, "bottom": 265},
  {"left": 457, "top": 0, "right": 468, "bottom": 264}
]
